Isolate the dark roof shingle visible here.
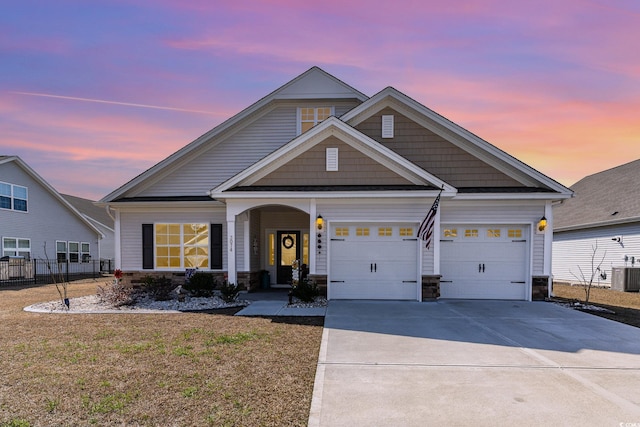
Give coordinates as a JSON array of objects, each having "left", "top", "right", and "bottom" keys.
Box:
[{"left": 554, "top": 159, "right": 640, "bottom": 230}]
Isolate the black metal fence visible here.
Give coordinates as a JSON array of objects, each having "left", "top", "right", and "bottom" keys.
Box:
[{"left": 0, "top": 258, "right": 114, "bottom": 286}]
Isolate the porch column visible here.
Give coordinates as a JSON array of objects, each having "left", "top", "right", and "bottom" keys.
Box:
[
  {"left": 431, "top": 206, "right": 442, "bottom": 275},
  {"left": 114, "top": 210, "right": 121, "bottom": 269},
  {"left": 227, "top": 215, "right": 237, "bottom": 285},
  {"left": 543, "top": 201, "right": 553, "bottom": 298}
]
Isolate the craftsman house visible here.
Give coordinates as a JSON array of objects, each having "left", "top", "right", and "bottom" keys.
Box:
[{"left": 100, "top": 67, "right": 572, "bottom": 301}]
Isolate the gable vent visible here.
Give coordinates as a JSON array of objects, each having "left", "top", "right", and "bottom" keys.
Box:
[
  {"left": 382, "top": 115, "right": 394, "bottom": 138},
  {"left": 326, "top": 148, "right": 338, "bottom": 171}
]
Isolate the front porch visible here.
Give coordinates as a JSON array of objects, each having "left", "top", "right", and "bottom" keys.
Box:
[{"left": 226, "top": 200, "right": 327, "bottom": 294}]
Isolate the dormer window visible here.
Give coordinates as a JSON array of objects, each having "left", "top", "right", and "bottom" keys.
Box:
[{"left": 298, "top": 107, "right": 334, "bottom": 134}]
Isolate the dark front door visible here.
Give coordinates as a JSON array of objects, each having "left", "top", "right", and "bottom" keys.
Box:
[{"left": 276, "top": 231, "right": 300, "bottom": 285}]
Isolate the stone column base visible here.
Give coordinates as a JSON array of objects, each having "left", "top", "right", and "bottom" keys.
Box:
[
  {"left": 531, "top": 276, "right": 549, "bottom": 301},
  {"left": 308, "top": 274, "right": 327, "bottom": 297},
  {"left": 422, "top": 275, "right": 441, "bottom": 301}
]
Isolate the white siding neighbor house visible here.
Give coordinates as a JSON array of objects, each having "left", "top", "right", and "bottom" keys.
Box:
[
  {"left": 100, "top": 67, "right": 572, "bottom": 301},
  {"left": 553, "top": 159, "right": 640, "bottom": 288},
  {"left": 0, "top": 156, "right": 103, "bottom": 281},
  {"left": 62, "top": 194, "right": 115, "bottom": 267}
]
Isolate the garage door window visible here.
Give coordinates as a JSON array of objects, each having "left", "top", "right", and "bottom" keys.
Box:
[
  {"left": 335, "top": 228, "right": 349, "bottom": 237},
  {"left": 464, "top": 229, "right": 479, "bottom": 238},
  {"left": 487, "top": 229, "right": 501, "bottom": 238},
  {"left": 378, "top": 227, "right": 392, "bottom": 236},
  {"left": 508, "top": 229, "right": 523, "bottom": 238},
  {"left": 357, "top": 228, "right": 370, "bottom": 236},
  {"left": 399, "top": 228, "right": 413, "bottom": 236},
  {"left": 443, "top": 228, "right": 457, "bottom": 238}
]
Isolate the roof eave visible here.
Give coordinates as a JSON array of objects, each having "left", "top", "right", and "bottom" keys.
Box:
[
  {"left": 211, "top": 189, "right": 449, "bottom": 200},
  {"left": 555, "top": 216, "right": 640, "bottom": 232}
]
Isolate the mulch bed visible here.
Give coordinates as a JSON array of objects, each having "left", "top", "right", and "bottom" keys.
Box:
[{"left": 552, "top": 283, "right": 640, "bottom": 328}]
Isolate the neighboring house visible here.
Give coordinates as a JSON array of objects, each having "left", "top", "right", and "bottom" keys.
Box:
[
  {"left": 0, "top": 156, "right": 103, "bottom": 279},
  {"left": 553, "top": 159, "right": 640, "bottom": 287},
  {"left": 100, "top": 67, "right": 572, "bottom": 301},
  {"left": 62, "top": 193, "right": 115, "bottom": 263}
]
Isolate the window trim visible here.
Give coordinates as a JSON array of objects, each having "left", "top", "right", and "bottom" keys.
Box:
[
  {"left": 296, "top": 106, "right": 334, "bottom": 135},
  {"left": 151, "top": 222, "right": 216, "bottom": 271},
  {"left": 81, "top": 242, "right": 91, "bottom": 262},
  {"left": 56, "top": 240, "right": 68, "bottom": 263},
  {"left": 2, "top": 237, "right": 31, "bottom": 259},
  {"left": 68, "top": 241, "right": 80, "bottom": 263},
  {"left": 0, "top": 181, "right": 28, "bottom": 212}
]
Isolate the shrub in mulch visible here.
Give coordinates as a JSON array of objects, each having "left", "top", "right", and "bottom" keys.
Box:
[
  {"left": 96, "top": 280, "right": 138, "bottom": 307},
  {"left": 183, "top": 272, "right": 217, "bottom": 297},
  {"left": 292, "top": 279, "right": 320, "bottom": 303},
  {"left": 140, "top": 275, "right": 175, "bottom": 301},
  {"left": 219, "top": 281, "right": 240, "bottom": 303}
]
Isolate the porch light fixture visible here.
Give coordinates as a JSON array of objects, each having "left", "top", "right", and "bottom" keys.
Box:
[
  {"left": 537, "top": 216, "right": 547, "bottom": 232},
  {"left": 316, "top": 215, "right": 324, "bottom": 231}
]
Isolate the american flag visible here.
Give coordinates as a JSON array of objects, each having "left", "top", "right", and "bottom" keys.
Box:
[{"left": 418, "top": 191, "right": 442, "bottom": 249}]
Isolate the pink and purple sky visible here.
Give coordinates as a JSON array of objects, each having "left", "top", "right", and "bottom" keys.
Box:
[{"left": 3, "top": 0, "right": 639, "bottom": 200}]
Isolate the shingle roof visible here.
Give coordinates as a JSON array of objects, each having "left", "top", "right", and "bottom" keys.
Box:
[
  {"left": 554, "top": 159, "right": 640, "bottom": 231},
  {"left": 62, "top": 194, "right": 114, "bottom": 228}
]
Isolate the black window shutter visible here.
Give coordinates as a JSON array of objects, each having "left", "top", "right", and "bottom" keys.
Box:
[
  {"left": 142, "top": 224, "right": 154, "bottom": 269},
  {"left": 210, "top": 224, "right": 223, "bottom": 270}
]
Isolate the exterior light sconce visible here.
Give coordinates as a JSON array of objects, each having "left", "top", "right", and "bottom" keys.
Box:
[{"left": 537, "top": 216, "right": 547, "bottom": 232}]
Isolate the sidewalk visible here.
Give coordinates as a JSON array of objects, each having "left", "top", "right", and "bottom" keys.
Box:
[{"left": 235, "top": 289, "right": 327, "bottom": 316}]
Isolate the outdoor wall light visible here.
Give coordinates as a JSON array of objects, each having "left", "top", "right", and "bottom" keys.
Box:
[
  {"left": 316, "top": 215, "right": 324, "bottom": 231},
  {"left": 537, "top": 216, "right": 547, "bottom": 232}
]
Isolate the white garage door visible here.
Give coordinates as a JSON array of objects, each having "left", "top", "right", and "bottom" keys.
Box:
[
  {"left": 440, "top": 225, "right": 528, "bottom": 300},
  {"left": 329, "top": 223, "right": 418, "bottom": 300}
]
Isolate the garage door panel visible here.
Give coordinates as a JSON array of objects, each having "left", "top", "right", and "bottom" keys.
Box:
[
  {"left": 329, "top": 223, "right": 418, "bottom": 300},
  {"left": 330, "top": 282, "right": 417, "bottom": 300},
  {"left": 440, "top": 225, "right": 528, "bottom": 300}
]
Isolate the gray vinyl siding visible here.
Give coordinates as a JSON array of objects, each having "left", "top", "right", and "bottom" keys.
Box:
[
  {"left": 89, "top": 220, "right": 115, "bottom": 261},
  {"left": 136, "top": 106, "right": 297, "bottom": 197},
  {"left": 135, "top": 101, "right": 360, "bottom": 197},
  {"left": 552, "top": 223, "right": 640, "bottom": 285},
  {"left": 119, "top": 208, "right": 227, "bottom": 271},
  {"left": 440, "top": 202, "right": 545, "bottom": 274},
  {"left": 0, "top": 162, "right": 100, "bottom": 261}
]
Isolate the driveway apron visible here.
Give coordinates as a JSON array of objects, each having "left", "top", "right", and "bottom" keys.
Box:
[{"left": 308, "top": 300, "right": 640, "bottom": 426}]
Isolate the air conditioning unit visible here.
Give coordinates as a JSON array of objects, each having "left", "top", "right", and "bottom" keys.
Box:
[{"left": 611, "top": 267, "right": 640, "bottom": 292}]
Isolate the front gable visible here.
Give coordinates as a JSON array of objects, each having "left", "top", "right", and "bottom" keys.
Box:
[
  {"left": 355, "top": 107, "right": 522, "bottom": 188},
  {"left": 101, "top": 67, "right": 368, "bottom": 202},
  {"left": 253, "top": 135, "right": 416, "bottom": 187},
  {"left": 210, "top": 117, "right": 453, "bottom": 197},
  {"left": 343, "top": 88, "right": 572, "bottom": 196}
]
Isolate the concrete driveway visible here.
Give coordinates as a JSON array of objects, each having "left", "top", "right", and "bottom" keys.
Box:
[{"left": 308, "top": 300, "right": 640, "bottom": 426}]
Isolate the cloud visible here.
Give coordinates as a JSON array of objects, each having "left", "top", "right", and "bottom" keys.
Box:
[{"left": 10, "top": 92, "right": 224, "bottom": 116}]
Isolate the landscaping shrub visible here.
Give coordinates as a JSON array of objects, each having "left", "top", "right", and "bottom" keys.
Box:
[
  {"left": 141, "top": 275, "right": 174, "bottom": 301},
  {"left": 292, "top": 279, "right": 320, "bottom": 303},
  {"left": 183, "top": 272, "right": 217, "bottom": 297},
  {"left": 219, "top": 281, "right": 240, "bottom": 303},
  {"left": 96, "top": 280, "right": 138, "bottom": 307}
]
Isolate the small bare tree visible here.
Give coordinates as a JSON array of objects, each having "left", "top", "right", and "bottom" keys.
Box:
[
  {"left": 42, "top": 242, "right": 69, "bottom": 309},
  {"left": 570, "top": 241, "right": 606, "bottom": 305}
]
